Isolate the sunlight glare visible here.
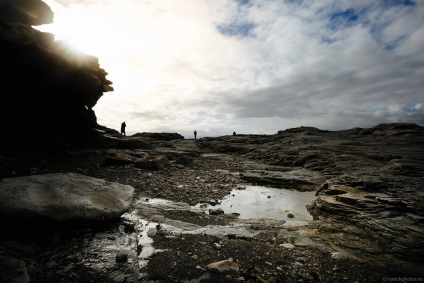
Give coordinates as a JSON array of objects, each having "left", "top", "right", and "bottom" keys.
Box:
[{"left": 37, "top": 4, "right": 110, "bottom": 57}]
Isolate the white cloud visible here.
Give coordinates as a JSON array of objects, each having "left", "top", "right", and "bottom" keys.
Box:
[{"left": 36, "top": 0, "right": 424, "bottom": 137}]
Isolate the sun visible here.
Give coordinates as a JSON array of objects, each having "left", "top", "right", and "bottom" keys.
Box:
[{"left": 35, "top": 3, "right": 111, "bottom": 57}]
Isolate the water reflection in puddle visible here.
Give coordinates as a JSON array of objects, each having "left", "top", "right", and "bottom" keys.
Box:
[
  {"left": 121, "top": 213, "right": 159, "bottom": 269},
  {"left": 199, "top": 185, "right": 315, "bottom": 221},
  {"left": 122, "top": 185, "right": 315, "bottom": 270}
]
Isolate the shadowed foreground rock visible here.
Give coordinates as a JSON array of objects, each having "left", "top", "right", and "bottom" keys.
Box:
[{"left": 0, "top": 173, "right": 134, "bottom": 221}]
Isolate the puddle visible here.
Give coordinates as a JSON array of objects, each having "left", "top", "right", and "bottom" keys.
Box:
[
  {"left": 196, "top": 185, "right": 315, "bottom": 221},
  {"left": 111, "top": 185, "right": 315, "bottom": 271}
]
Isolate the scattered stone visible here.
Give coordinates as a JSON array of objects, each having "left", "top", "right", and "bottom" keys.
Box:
[
  {"left": 213, "top": 243, "right": 222, "bottom": 250},
  {"left": 279, "top": 243, "right": 295, "bottom": 249},
  {"left": 331, "top": 252, "right": 347, "bottom": 260},
  {"left": 209, "top": 208, "right": 224, "bottom": 215},
  {"left": 294, "top": 261, "right": 304, "bottom": 267},
  {"left": 205, "top": 260, "right": 240, "bottom": 274}
]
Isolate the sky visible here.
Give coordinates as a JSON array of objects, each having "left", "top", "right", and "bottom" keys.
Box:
[{"left": 36, "top": 0, "right": 424, "bottom": 138}]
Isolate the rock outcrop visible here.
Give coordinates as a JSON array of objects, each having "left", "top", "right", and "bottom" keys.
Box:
[
  {"left": 1, "top": 0, "right": 113, "bottom": 144},
  {"left": 307, "top": 177, "right": 424, "bottom": 263},
  {"left": 198, "top": 123, "right": 424, "bottom": 267}
]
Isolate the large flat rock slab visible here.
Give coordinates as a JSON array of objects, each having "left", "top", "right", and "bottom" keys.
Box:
[
  {"left": 240, "top": 169, "right": 325, "bottom": 191},
  {"left": 0, "top": 173, "right": 134, "bottom": 221}
]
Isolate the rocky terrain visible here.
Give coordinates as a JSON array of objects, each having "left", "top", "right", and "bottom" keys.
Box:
[
  {"left": 1, "top": 123, "right": 423, "bottom": 283},
  {"left": 2, "top": 1, "right": 423, "bottom": 282}
]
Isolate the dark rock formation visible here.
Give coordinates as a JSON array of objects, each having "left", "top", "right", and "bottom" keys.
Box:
[
  {"left": 0, "top": 0, "right": 54, "bottom": 25},
  {"left": 197, "top": 134, "right": 267, "bottom": 154},
  {"left": 1, "top": 0, "right": 113, "bottom": 146},
  {"left": 131, "top": 132, "right": 184, "bottom": 141}
]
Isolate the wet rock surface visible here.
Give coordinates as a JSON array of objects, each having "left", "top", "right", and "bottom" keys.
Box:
[{"left": 0, "top": 123, "right": 423, "bottom": 282}]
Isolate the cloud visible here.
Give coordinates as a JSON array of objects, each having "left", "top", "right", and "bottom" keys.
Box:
[{"left": 38, "top": 0, "right": 424, "bottom": 137}]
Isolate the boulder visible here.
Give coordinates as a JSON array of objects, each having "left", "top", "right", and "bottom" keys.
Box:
[
  {"left": 0, "top": 173, "right": 134, "bottom": 221},
  {"left": 134, "top": 155, "right": 170, "bottom": 170},
  {"left": 175, "top": 156, "right": 194, "bottom": 166}
]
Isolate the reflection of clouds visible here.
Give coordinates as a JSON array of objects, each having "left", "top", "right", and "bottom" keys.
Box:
[{"left": 215, "top": 186, "right": 315, "bottom": 220}]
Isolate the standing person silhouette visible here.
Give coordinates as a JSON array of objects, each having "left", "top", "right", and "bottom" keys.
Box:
[
  {"left": 121, "top": 122, "right": 126, "bottom": 136},
  {"left": 194, "top": 130, "right": 197, "bottom": 139}
]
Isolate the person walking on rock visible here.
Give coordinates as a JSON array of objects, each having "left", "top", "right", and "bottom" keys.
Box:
[
  {"left": 194, "top": 130, "right": 197, "bottom": 139},
  {"left": 121, "top": 122, "right": 126, "bottom": 136}
]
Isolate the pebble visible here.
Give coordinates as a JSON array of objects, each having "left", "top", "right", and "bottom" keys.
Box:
[
  {"left": 213, "top": 243, "right": 222, "bottom": 250},
  {"left": 279, "top": 243, "right": 295, "bottom": 249},
  {"left": 331, "top": 252, "right": 347, "bottom": 260}
]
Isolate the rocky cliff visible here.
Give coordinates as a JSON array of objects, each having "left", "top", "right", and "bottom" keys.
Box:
[{"left": 0, "top": 0, "right": 113, "bottom": 145}]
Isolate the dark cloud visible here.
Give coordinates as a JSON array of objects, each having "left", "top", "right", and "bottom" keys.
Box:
[{"left": 217, "top": 22, "right": 256, "bottom": 37}]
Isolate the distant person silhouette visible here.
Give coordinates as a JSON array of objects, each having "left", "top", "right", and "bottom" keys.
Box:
[
  {"left": 233, "top": 131, "right": 236, "bottom": 136},
  {"left": 194, "top": 130, "right": 197, "bottom": 139},
  {"left": 121, "top": 122, "right": 126, "bottom": 136}
]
